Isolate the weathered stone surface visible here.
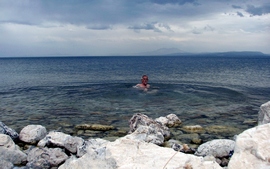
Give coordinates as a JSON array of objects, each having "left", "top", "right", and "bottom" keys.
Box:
[
  {"left": 27, "top": 147, "right": 68, "bottom": 167},
  {"left": 129, "top": 113, "right": 170, "bottom": 145},
  {"left": 125, "top": 125, "right": 165, "bottom": 145},
  {"left": 258, "top": 101, "right": 270, "bottom": 125},
  {"left": 60, "top": 136, "right": 222, "bottom": 169},
  {"left": 19, "top": 125, "right": 47, "bottom": 144},
  {"left": 76, "top": 138, "right": 109, "bottom": 157},
  {"left": 195, "top": 139, "right": 235, "bottom": 158},
  {"left": 155, "top": 114, "right": 182, "bottom": 127},
  {"left": 75, "top": 124, "right": 115, "bottom": 131},
  {"left": 38, "top": 131, "right": 85, "bottom": 154},
  {"left": 0, "top": 121, "right": 19, "bottom": 140},
  {"left": 0, "top": 134, "right": 27, "bottom": 165},
  {"left": 106, "top": 137, "right": 222, "bottom": 169},
  {"left": 0, "top": 159, "right": 13, "bottom": 169},
  {"left": 166, "top": 113, "right": 182, "bottom": 127},
  {"left": 228, "top": 123, "right": 270, "bottom": 169}
]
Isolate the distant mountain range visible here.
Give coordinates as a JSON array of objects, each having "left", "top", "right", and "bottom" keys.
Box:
[{"left": 133, "top": 48, "right": 269, "bottom": 57}]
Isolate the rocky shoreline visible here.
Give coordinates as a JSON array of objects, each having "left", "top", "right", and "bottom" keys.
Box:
[{"left": 1, "top": 101, "right": 270, "bottom": 169}]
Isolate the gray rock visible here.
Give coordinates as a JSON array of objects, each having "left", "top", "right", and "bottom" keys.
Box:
[
  {"left": 258, "top": 101, "right": 270, "bottom": 125},
  {"left": 166, "top": 113, "right": 182, "bottom": 127},
  {"left": 129, "top": 113, "right": 170, "bottom": 145},
  {"left": 0, "top": 121, "right": 19, "bottom": 140},
  {"left": 27, "top": 147, "right": 68, "bottom": 167},
  {"left": 155, "top": 114, "right": 182, "bottom": 127},
  {"left": 38, "top": 131, "right": 85, "bottom": 154},
  {"left": 76, "top": 138, "right": 109, "bottom": 157},
  {"left": 19, "top": 125, "right": 47, "bottom": 144},
  {"left": 126, "top": 125, "right": 165, "bottom": 145},
  {"left": 0, "top": 159, "right": 13, "bottom": 169},
  {"left": 195, "top": 139, "right": 235, "bottom": 158},
  {"left": 0, "top": 134, "right": 27, "bottom": 165}
]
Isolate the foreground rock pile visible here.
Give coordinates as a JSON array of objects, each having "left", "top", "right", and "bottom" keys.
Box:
[{"left": 0, "top": 101, "right": 270, "bottom": 169}]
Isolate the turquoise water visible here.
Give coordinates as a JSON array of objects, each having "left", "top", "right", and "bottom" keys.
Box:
[{"left": 0, "top": 56, "right": 269, "bottom": 140}]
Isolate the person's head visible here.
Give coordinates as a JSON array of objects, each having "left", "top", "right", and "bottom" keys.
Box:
[{"left": 141, "top": 75, "right": 148, "bottom": 85}]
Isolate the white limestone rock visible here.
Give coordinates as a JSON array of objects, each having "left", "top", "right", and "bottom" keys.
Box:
[
  {"left": 19, "top": 125, "right": 47, "bottom": 144},
  {"left": 106, "top": 137, "right": 222, "bottom": 169},
  {"left": 258, "top": 101, "right": 270, "bottom": 125},
  {"left": 228, "top": 123, "right": 270, "bottom": 169}
]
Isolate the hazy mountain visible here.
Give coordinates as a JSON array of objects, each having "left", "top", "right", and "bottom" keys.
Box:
[
  {"left": 134, "top": 48, "right": 188, "bottom": 56},
  {"left": 132, "top": 49, "right": 268, "bottom": 57}
]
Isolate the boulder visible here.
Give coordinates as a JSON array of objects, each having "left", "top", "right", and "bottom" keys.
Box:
[
  {"left": 166, "top": 114, "right": 182, "bottom": 127},
  {"left": 76, "top": 138, "right": 110, "bottom": 157},
  {"left": 38, "top": 131, "right": 85, "bottom": 155},
  {"left": 228, "top": 123, "right": 270, "bottom": 169},
  {"left": 0, "top": 121, "right": 19, "bottom": 140},
  {"left": 125, "top": 125, "right": 165, "bottom": 145},
  {"left": 258, "top": 101, "right": 270, "bottom": 125},
  {"left": 27, "top": 147, "right": 68, "bottom": 168},
  {"left": 0, "top": 134, "right": 27, "bottom": 165},
  {"left": 19, "top": 125, "right": 47, "bottom": 144},
  {"left": 60, "top": 136, "right": 222, "bottom": 169},
  {"left": 155, "top": 114, "right": 182, "bottom": 127},
  {"left": 106, "top": 137, "right": 222, "bottom": 169},
  {"left": 195, "top": 139, "right": 235, "bottom": 158},
  {"left": 129, "top": 113, "right": 170, "bottom": 145},
  {"left": 0, "top": 159, "right": 13, "bottom": 169}
]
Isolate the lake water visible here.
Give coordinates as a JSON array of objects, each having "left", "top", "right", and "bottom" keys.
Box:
[{"left": 0, "top": 56, "right": 269, "bottom": 141}]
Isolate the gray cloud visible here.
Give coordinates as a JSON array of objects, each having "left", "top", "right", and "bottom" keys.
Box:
[
  {"left": 128, "top": 22, "right": 162, "bottom": 33},
  {"left": 246, "top": 4, "right": 270, "bottom": 16},
  {"left": 237, "top": 11, "right": 244, "bottom": 17},
  {"left": 232, "top": 5, "right": 242, "bottom": 9},
  {"left": 86, "top": 24, "right": 113, "bottom": 30},
  {"left": 0, "top": 0, "right": 269, "bottom": 56},
  {"left": 149, "top": 0, "right": 199, "bottom": 5}
]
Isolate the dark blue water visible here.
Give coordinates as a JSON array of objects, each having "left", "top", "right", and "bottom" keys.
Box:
[{"left": 0, "top": 56, "right": 269, "bottom": 140}]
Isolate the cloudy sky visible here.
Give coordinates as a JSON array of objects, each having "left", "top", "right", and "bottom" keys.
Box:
[{"left": 0, "top": 0, "right": 269, "bottom": 56}]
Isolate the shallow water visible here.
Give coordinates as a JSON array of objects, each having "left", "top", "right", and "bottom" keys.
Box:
[{"left": 0, "top": 56, "right": 269, "bottom": 141}]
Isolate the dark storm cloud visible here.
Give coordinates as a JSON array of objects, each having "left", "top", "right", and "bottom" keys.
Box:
[{"left": 246, "top": 4, "right": 270, "bottom": 16}]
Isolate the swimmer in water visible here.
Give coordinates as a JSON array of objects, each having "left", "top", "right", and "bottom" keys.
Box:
[{"left": 134, "top": 75, "right": 150, "bottom": 91}]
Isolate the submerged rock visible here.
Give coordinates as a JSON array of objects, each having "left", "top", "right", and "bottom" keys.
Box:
[
  {"left": 258, "top": 101, "right": 270, "bottom": 125},
  {"left": 228, "top": 123, "right": 270, "bottom": 169},
  {"left": 182, "top": 125, "right": 205, "bottom": 133},
  {"left": 75, "top": 124, "right": 115, "bottom": 131},
  {"left": 19, "top": 125, "right": 47, "bottom": 144}
]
